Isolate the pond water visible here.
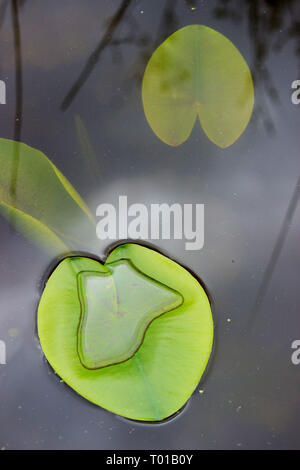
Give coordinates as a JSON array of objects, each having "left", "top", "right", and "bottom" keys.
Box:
[{"left": 0, "top": 0, "right": 299, "bottom": 449}]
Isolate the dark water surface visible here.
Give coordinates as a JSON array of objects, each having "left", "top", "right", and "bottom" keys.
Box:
[{"left": 0, "top": 0, "right": 299, "bottom": 449}]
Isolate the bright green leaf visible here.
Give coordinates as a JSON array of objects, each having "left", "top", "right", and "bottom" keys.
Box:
[
  {"left": 38, "top": 243, "right": 214, "bottom": 422},
  {"left": 142, "top": 25, "right": 254, "bottom": 147}
]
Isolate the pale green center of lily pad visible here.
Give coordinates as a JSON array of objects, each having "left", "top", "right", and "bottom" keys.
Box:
[{"left": 77, "top": 259, "right": 183, "bottom": 369}]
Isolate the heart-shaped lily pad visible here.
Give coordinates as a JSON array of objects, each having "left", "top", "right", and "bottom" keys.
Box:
[
  {"left": 142, "top": 25, "right": 254, "bottom": 147},
  {"left": 38, "top": 243, "right": 213, "bottom": 421}
]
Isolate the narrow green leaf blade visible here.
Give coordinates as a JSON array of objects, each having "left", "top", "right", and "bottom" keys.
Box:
[
  {"left": 0, "top": 201, "right": 67, "bottom": 254},
  {"left": 0, "top": 138, "right": 97, "bottom": 253}
]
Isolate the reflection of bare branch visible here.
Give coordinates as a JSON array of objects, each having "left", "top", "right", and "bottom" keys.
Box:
[
  {"left": 185, "top": 0, "right": 197, "bottom": 8},
  {"left": 248, "top": 176, "right": 300, "bottom": 329},
  {"left": 130, "top": 0, "right": 179, "bottom": 84},
  {"left": 60, "top": 0, "right": 133, "bottom": 111},
  {"left": 213, "top": 0, "right": 300, "bottom": 133},
  {"left": 10, "top": 0, "right": 23, "bottom": 204},
  {"left": 0, "top": 0, "right": 9, "bottom": 29},
  {"left": 60, "top": 0, "right": 182, "bottom": 109},
  {"left": 211, "top": 1, "right": 300, "bottom": 327},
  {"left": 62, "top": 0, "right": 299, "bottom": 118}
]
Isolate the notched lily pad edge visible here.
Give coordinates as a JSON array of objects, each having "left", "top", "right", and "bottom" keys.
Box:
[{"left": 37, "top": 239, "right": 216, "bottom": 424}]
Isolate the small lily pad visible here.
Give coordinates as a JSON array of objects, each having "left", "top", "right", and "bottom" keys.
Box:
[
  {"left": 142, "top": 25, "right": 254, "bottom": 147},
  {"left": 38, "top": 243, "right": 213, "bottom": 421}
]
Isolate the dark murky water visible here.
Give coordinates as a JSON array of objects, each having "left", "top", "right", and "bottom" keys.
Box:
[{"left": 0, "top": 0, "right": 299, "bottom": 449}]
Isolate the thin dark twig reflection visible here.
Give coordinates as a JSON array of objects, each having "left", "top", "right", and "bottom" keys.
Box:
[
  {"left": 249, "top": 175, "right": 300, "bottom": 329},
  {"left": 9, "top": 0, "right": 23, "bottom": 214},
  {"left": 60, "top": 0, "right": 133, "bottom": 111}
]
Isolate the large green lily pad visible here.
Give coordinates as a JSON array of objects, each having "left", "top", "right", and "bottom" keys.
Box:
[
  {"left": 142, "top": 25, "right": 254, "bottom": 147},
  {"left": 38, "top": 243, "right": 213, "bottom": 421}
]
